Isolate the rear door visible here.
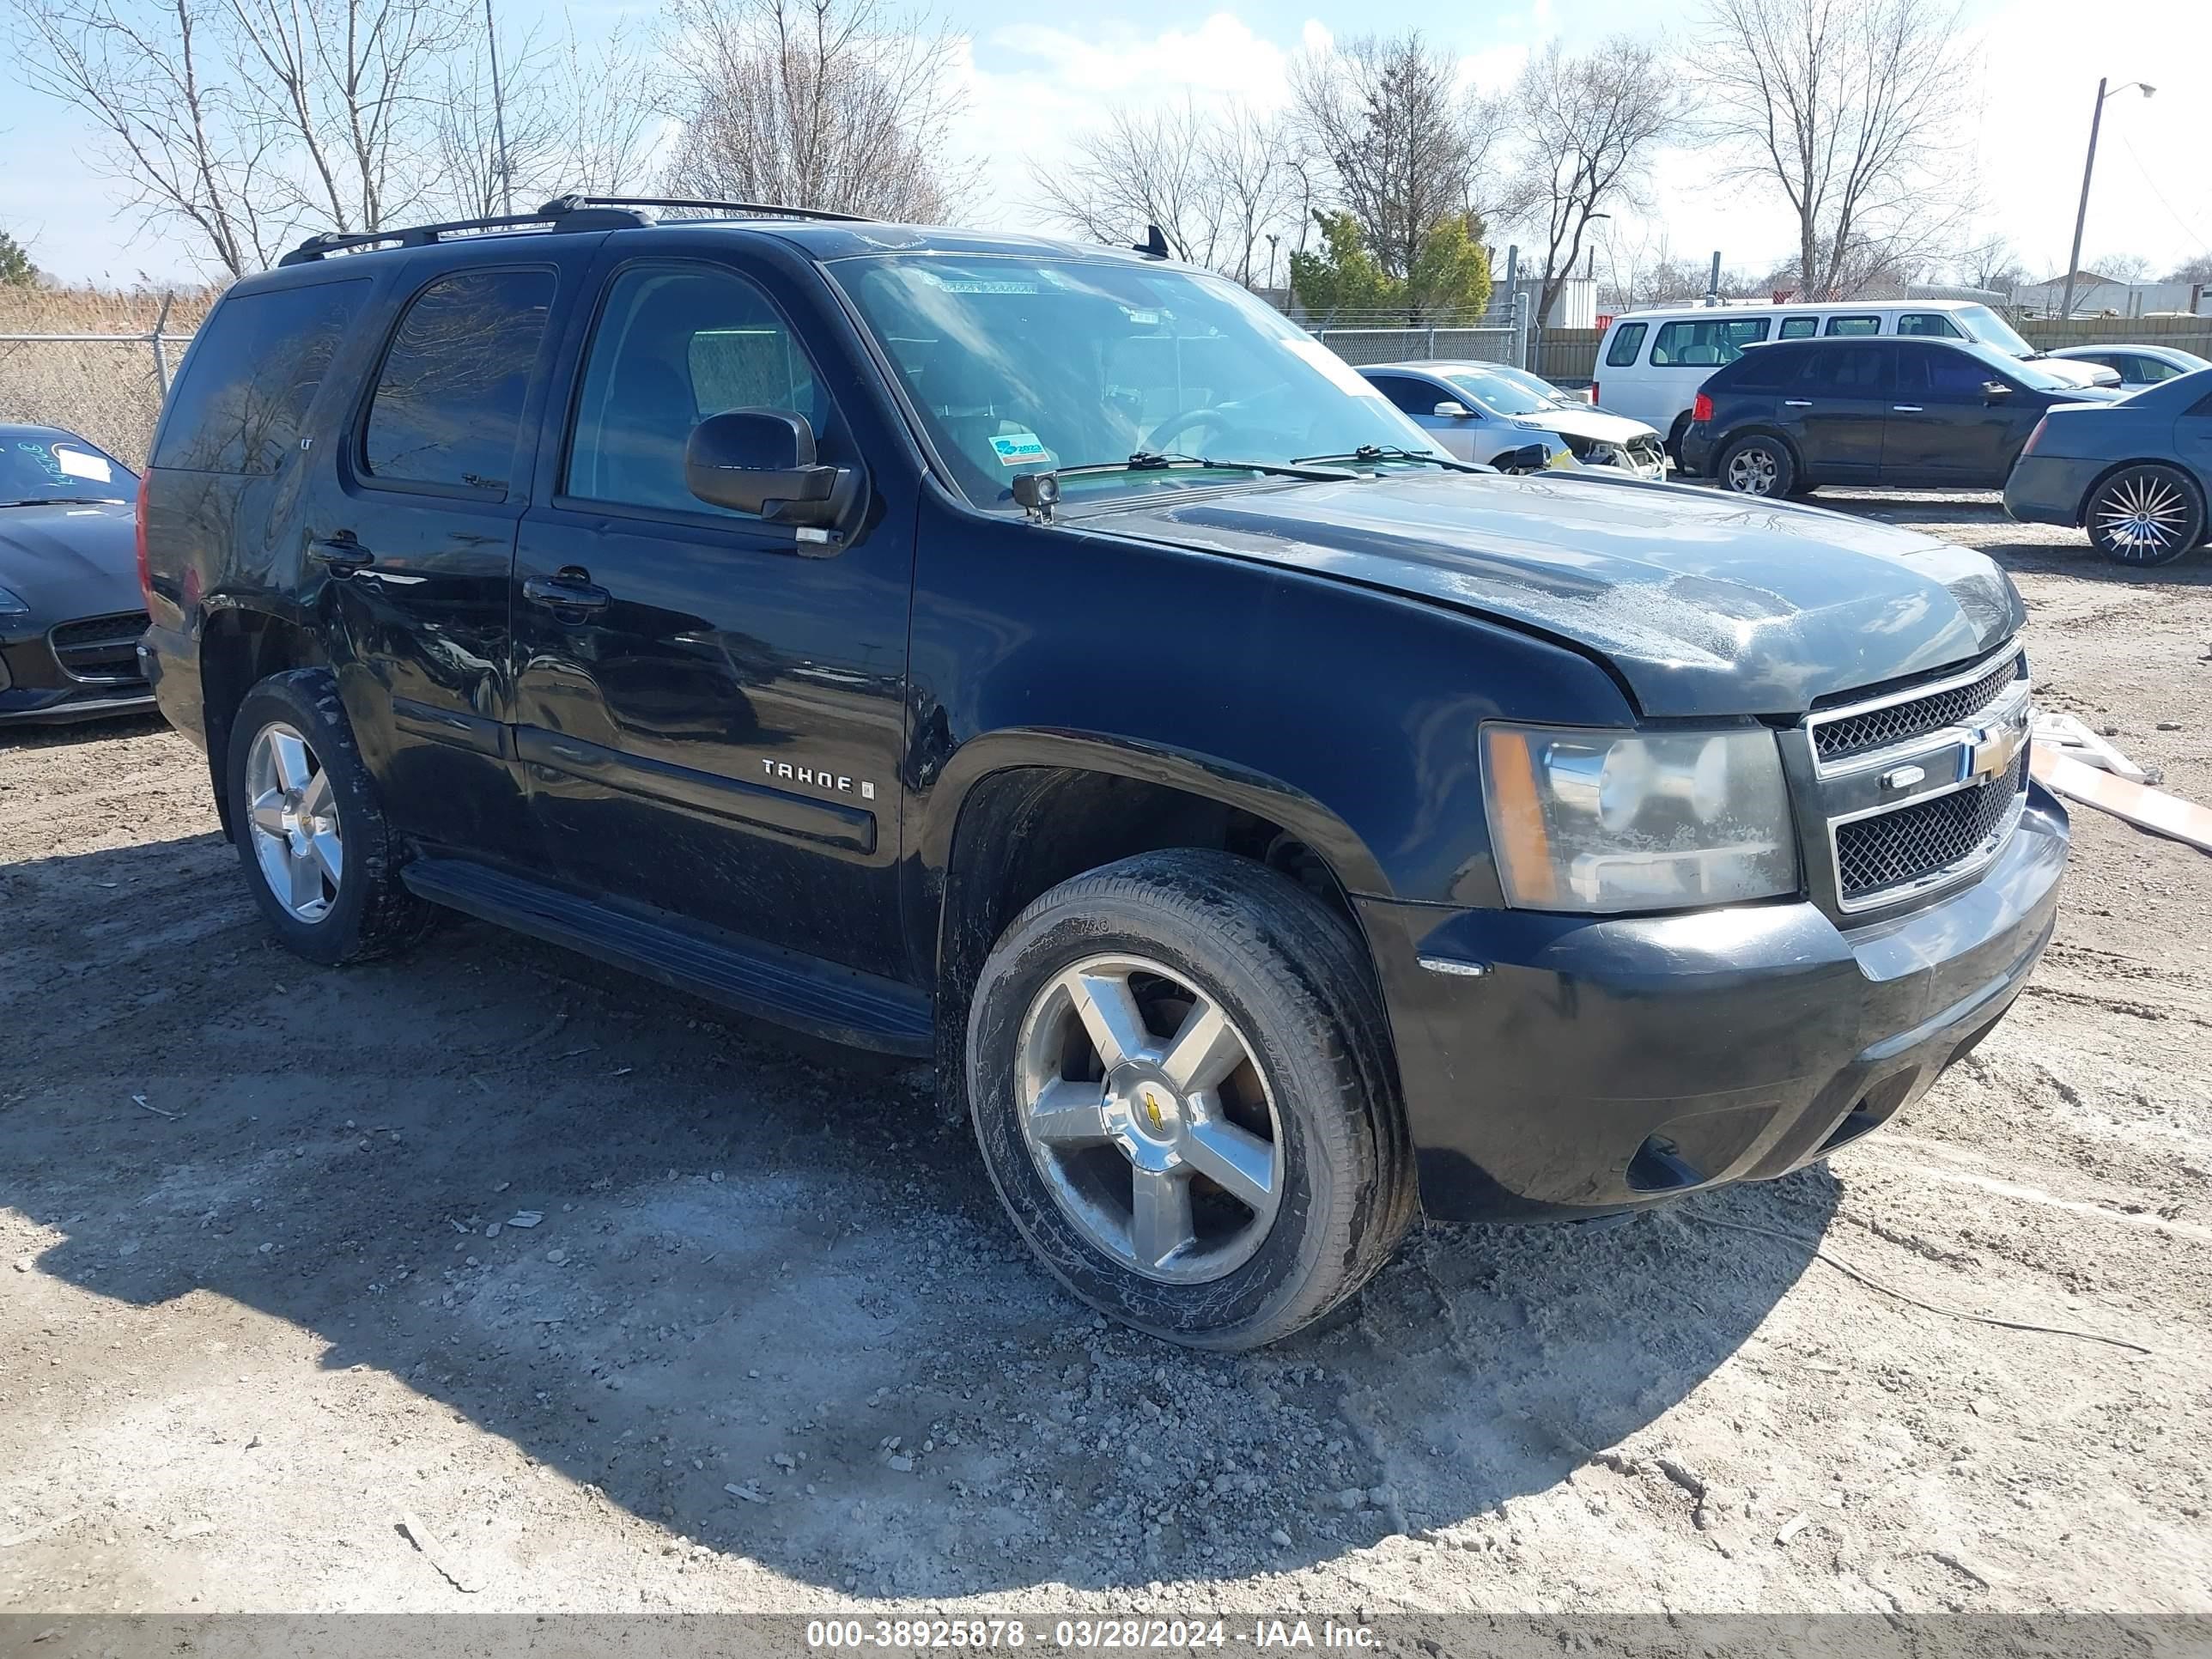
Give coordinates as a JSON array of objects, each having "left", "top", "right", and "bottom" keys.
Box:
[
  {"left": 306, "top": 252, "right": 588, "bottom": 860},
  {"left": 1886, "top": 343, "right": 2037, "bottom": 486},
  {"left": 508, "top": 250, "right": 915, "bottom": 977},
  {"left": 1784, "top": 342, "right": 1892, "bottom": 481}
]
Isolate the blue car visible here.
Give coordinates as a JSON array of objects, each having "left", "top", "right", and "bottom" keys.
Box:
[{"left": 2005, "top": 368, "right": 2212, "bottom": 566}]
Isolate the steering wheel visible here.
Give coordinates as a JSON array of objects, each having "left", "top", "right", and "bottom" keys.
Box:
[{"left": 1141, "top": 404, "right": 1244, "bottom": 453}]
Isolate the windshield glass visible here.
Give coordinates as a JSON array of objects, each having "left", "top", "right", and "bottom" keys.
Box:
[
  {"left": 1954, "top": 305, "right": 2037, "bottom": 358},
  {"left": 0, "top": 431, "right": 134, "bottom": 506},
  {"left": 1443, "top": 368, "right": 1554, "bottom": 417},
  {"left": 1471, "top": 362, "right": 1577, "bottom": 409},
  {"left": 1953, "top": 339, "right": 2075, "bottom": 392},
  {"left": 828, "top": 255, "right": 1444, "bottom": 508}
]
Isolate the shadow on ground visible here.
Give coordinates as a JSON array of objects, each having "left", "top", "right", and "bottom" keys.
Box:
[{"left": 2, "top": 832, "right": 1834, "bottom": 1595}]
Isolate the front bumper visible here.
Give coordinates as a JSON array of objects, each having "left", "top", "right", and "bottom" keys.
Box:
[
  {"left": 2004, "top": 455, "right": 2101, "bottom": 528},
  {"left": 1356, "top": 784, "right": 2069, "bottom": 1223},
  {"left": 0, "top": 617, "right": 158, "bottom": 727}
]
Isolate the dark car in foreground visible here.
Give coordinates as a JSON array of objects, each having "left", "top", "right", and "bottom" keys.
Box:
[
  {"left": 1682, "top": 336, "right": 2123, "bottom": 498},
  {"left": 0, "top": 424, "right": 156, "bottom": 726},
  {"left": 139, "top": 196, "right": 2067, "bottom": 1348},
  {"left": 2005, "top": 367, "right": 2212, "bottom": 565}
]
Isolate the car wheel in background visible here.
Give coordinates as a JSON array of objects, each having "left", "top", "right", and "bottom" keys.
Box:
[
  {"left": 1717, "top": 434, "right": 1796, "bottom": 499},
  {"left": 226, "top": 667, "right": 435, "bottom": 966},
  {"left": 965, "top": 849, "right": 1416, "bottom": 1350},
  {"left": 2085, "top": 465, "right": 2204, "bottom": 568}
]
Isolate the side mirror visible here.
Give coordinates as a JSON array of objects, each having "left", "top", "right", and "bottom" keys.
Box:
[
  {"left": 1491, "top": 443, "right": 1553, "bottom": 475},
  {"left": 1433, "top": 400, "right": 1475, "bottom": 419},
  {"left": 1982, "top": 380, "right": 2014, "bottom": 402},
  {"left": 684, "top": 410, "right": 855, "bottom": 531}
]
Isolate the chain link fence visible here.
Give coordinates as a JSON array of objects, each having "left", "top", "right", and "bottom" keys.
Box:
[
  {"left": 1295, "top": 295, "right": 1532, "bottom": 371},
  {"left": 0, "top": 292, "right": 206, "bottom": 469}
]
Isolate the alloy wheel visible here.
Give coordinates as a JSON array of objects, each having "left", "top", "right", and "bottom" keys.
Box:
[
  {"left": 245, "top": 720, "right": 343, "bottom": 923},
  {"left": 2094, "top": 472, "right": 2191, "bottom": 559},
  {"left": 1013, "top": 954, "right": 1284, "bottom": 1284},
  {"left": 1726, "top": 445, "right": 1779, "bottom": 495}
]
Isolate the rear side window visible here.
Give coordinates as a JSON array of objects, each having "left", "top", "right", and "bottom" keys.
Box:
[
  {"left": 1722, "top": 344, "right": 1797, "bottom": 392},
  {"left": 1778, "top": 317, "right": 1819, "bottom": 339},
  {"left": 1796, "top": 344, "right": 1890, "bottom": 393},
  {"left": 1650, "top": 317, "right": 1769, "bottom": 368},
  {"left": 364, "top": 269, "right": 555, "bottom": 494},
  {"left": 1824, "top": 315, "right": 1881, "bottom": 336},
  {"left": 1604, "top": 322, "right": 1648, "bottom": 367},
  {"left": 1897, "top": 313, "right": 1963, "bottom": 337},
  {"left": 153, "top": 279, "right": 370, "bottom": 474}
]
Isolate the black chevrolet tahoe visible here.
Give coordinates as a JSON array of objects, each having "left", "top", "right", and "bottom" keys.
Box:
[{"left": 137, "top": 197, "right": 2069, "bottom": 1349}]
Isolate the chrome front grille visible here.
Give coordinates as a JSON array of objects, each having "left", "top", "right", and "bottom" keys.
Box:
[{"left": 1798, "top": 642, "right": 2033, "bottom": 915}]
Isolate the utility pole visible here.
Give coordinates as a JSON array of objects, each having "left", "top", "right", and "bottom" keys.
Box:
[
  {"left": 1705, "top": 251, "right": 1722, "bottom": 307},
  {"left": 486, "top": 0, "right": 514, "bottom": 215},
  {"left": 2063, "top": 77, "right": 2154, "bottom": 321}
]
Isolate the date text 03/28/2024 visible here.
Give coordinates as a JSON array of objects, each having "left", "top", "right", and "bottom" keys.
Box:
[{"left": 802, "top": 1619, "right": 1378, "bottom": 1649}]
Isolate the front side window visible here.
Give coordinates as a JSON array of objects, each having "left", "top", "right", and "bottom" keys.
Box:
[
  {"left": 1899, "top": 344, "right": 1998, "bottom": 400},
  {"left": 363, "top": 269, "right": 555, "bottom": 494},
  {"left": 1778, "top": 317, "right": 1819, "bottom": 339},
  {"left": 2131, "top": 356, "right": 2185, "bottom": 383},
  {"left": 154, "top": 278, "right": 370, "bottom": 475},
  {"left": 1650, "top": 317, "right": 1770, "bottom": 368},
  {"left": 1604, "top": 322, "right": 1648, "bottom": 367},
  {"left": 1824, "top": 315, "right": 1881, "bottom": 336},
  {"left": 566, "top": 264, "right": 828, "bottom": 518},
  {"left": 1897, "top": 313, "right": 1964, "bottom": 337},
  {"left": 827, "top": 254, "right": 1441, "bottom": 510},
  {"left": 1364, "top": 374, "right": 1440, "bottom": 416}
]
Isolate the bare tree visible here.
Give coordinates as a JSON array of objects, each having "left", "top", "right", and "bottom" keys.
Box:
[
  {"left": 2092, "top": 252, "right": 2153, "bottom": 284},
  {"left": 1954, "top": 231, "right": 2028, "bottom": 296},
  {"left": 1033, "top": 98, "right": 1300, "bottom": 285},
  {"left": 1511, "top": 37, "right": 1681, "bottom": 325},
  {"left": 1289, "top": 31, "right": 1511, "bottom": 285},
  {"left": 659, "top": 0, "right": 974, "bottom": 221},
  {"left": 8, "top": 0, "right": 282, "bottom": 275},
  {"left": 1691, "top": 0, "right": 1971, "bottom": 301},
  {"left": 2168, "top": 252, "right": 2212, "bottom": 285}
]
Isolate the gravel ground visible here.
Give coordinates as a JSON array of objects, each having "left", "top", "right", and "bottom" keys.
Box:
[{"left": 2, "top": 494, "right": 2209, "bottom": 1620}]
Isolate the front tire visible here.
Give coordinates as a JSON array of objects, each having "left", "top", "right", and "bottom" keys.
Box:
[
  {"left": 2085, "top": 464, "right": 2203, "bottom": 567},
  {"left": 965, "top": 850, "right": 1415, "bottom": 1350},
  {"left": 226, "top": 668, "right": 434, "bottom": 966},
  {"left": 1717, "top": 434, "right": 1796, "bottom": 498}
]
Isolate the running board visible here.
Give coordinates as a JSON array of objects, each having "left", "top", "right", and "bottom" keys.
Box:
[{"left": 403, "top": 858, "right": 933, "bottom": 1056}]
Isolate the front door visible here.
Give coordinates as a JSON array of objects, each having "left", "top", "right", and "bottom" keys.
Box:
[
  {"left": 510, "top": 256, "right": 914, "bottom": 978},
  {"left": 1886, "top": 344, "right": 2039, "bottom": 487},
  {"left": 1784, "top": 342, "right": 1892, "bottom": 481},
  {"left": 311, "top": 258, "right": 573, "bottom": 860}
]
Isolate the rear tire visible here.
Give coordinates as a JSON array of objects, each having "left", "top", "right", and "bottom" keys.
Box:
[
  {"left": 1717, "top": 434, "right": 1796, "bottom": 499},
  {"left": 2084, "top": 464, "right": 2203, "bottom": 568},
  {"left": 965, "top": 849, "right": 1415, "bottom": 1350},
  {"left": 226, "top": 668, "right": 434, "bottom": 966}
]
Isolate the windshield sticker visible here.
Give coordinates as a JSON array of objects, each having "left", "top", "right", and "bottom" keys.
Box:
[
  {"left": 989, "top": 430, "right": 1051, "bottom": 467},
  {"left": 915, "top": 270, "right": 1040, "bottom": 295},
  {"left": 1285, "top": 338, "right": 1383, "bottom": 398},
  {"left": 54, "top": 447, "right": 113, "bottom": 483}
]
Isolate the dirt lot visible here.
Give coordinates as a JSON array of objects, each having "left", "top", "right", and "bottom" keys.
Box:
[{"left": 3, "top": 494, "right": 2209, "bottom": 1621}]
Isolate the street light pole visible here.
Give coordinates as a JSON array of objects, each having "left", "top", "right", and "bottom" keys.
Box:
[{"left": 2062, "top": 77, "right": 2154, "bottom": 321}]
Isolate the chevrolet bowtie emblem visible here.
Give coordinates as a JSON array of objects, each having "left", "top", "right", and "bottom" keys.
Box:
[
  {"left": 1964, "top": 714, "right": 2028, "bottom": 784},
  {"left": 1142, "top": 1090, "right": 1167, "bottom": 1131}
]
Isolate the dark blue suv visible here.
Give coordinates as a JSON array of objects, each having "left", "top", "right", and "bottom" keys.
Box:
[
  {"left": 137, "top": 196, "right": 2069, "bottom": 1347},
  {"left": 1683, "top": 335, "right": 2120, "bottom": 497}
]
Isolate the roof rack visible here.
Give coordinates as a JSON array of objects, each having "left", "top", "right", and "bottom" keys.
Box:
[{"left": 276, "top": 192, "right": 871, "bottom": 266}]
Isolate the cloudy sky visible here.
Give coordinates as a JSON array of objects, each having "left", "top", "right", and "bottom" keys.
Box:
[{"left": 3, "top": 0, "right": 2207, "bottom": 289}]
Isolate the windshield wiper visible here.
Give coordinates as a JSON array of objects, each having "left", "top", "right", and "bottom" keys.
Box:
[
  {"left": 1042, "top": 451, "right": 1355, "bottom": 483},
  {"left": 1291, "top": 445, "right": 1480, "bottom": 472},
  {"left": 1, "top": 495, "right": 124, "bottom": 507}
]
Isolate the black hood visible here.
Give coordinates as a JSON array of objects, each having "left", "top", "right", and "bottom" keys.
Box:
[
  {"left": 1085, "top": 472, "right": 2024, "bottom": 719},
  {"left": 0, "top": 502, "right": 142, "bottom": 626}
]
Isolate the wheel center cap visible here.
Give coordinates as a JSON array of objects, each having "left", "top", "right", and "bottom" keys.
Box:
[{"left": 1103, "top": 1066, "right": 1185, "bottom": 1157}]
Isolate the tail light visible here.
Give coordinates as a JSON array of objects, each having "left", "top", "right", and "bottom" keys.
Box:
[
  {"left": 2022, "top": 416, "right": 2049, "bottom": 456},
  {"left": 134, "top": 467, "right": 153, "bottom": 605},
  {"left": 1691, "top": 392, "right": 1714, "bottom": 423},
  {"left": 1589, "top": 381, "right": 1599, "bottom": 406}
]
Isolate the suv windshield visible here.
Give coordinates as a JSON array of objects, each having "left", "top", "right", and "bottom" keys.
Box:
[
  {"left": 1949, "top": 339, "right": 2073, "bottom": 392},
  {"left": 1954, "top": 305, "right": 2039, "bottom": 360},
  {"left": 1, "top": 431, "right": 134, "bottom": 506},
  {"left": 829, "top": 255, "right": 1444, "bottom": 508}
]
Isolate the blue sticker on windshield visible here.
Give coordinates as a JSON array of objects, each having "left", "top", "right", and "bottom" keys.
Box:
[{"left": 990, "top": 431, "right": 1050, "bottom": 467}]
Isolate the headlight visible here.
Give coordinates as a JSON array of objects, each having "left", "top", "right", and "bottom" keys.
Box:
[
  {"left": 0, "top": 584, "right": 29, "bottom": 616},
  {"left": 1482, "top": 725, "right": 1799, "bottom": 913}
]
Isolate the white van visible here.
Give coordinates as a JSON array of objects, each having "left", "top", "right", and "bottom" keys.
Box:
[{"left": 1594, "top": 299, "right": 2118, "bottom": 458}]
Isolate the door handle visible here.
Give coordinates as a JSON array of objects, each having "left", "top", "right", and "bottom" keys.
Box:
[
  {"left": 1784, "top": 398, "right": 1813, "bottom": 408},
  {"left": 1892, "top": 404, "right": 1925, "bottom": 412},
  {"left": 522, "top": 574, "right": 611, "bottom": 613},
  {"left": 311, "top": 532, "right": 374, "bottom": 574}
]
